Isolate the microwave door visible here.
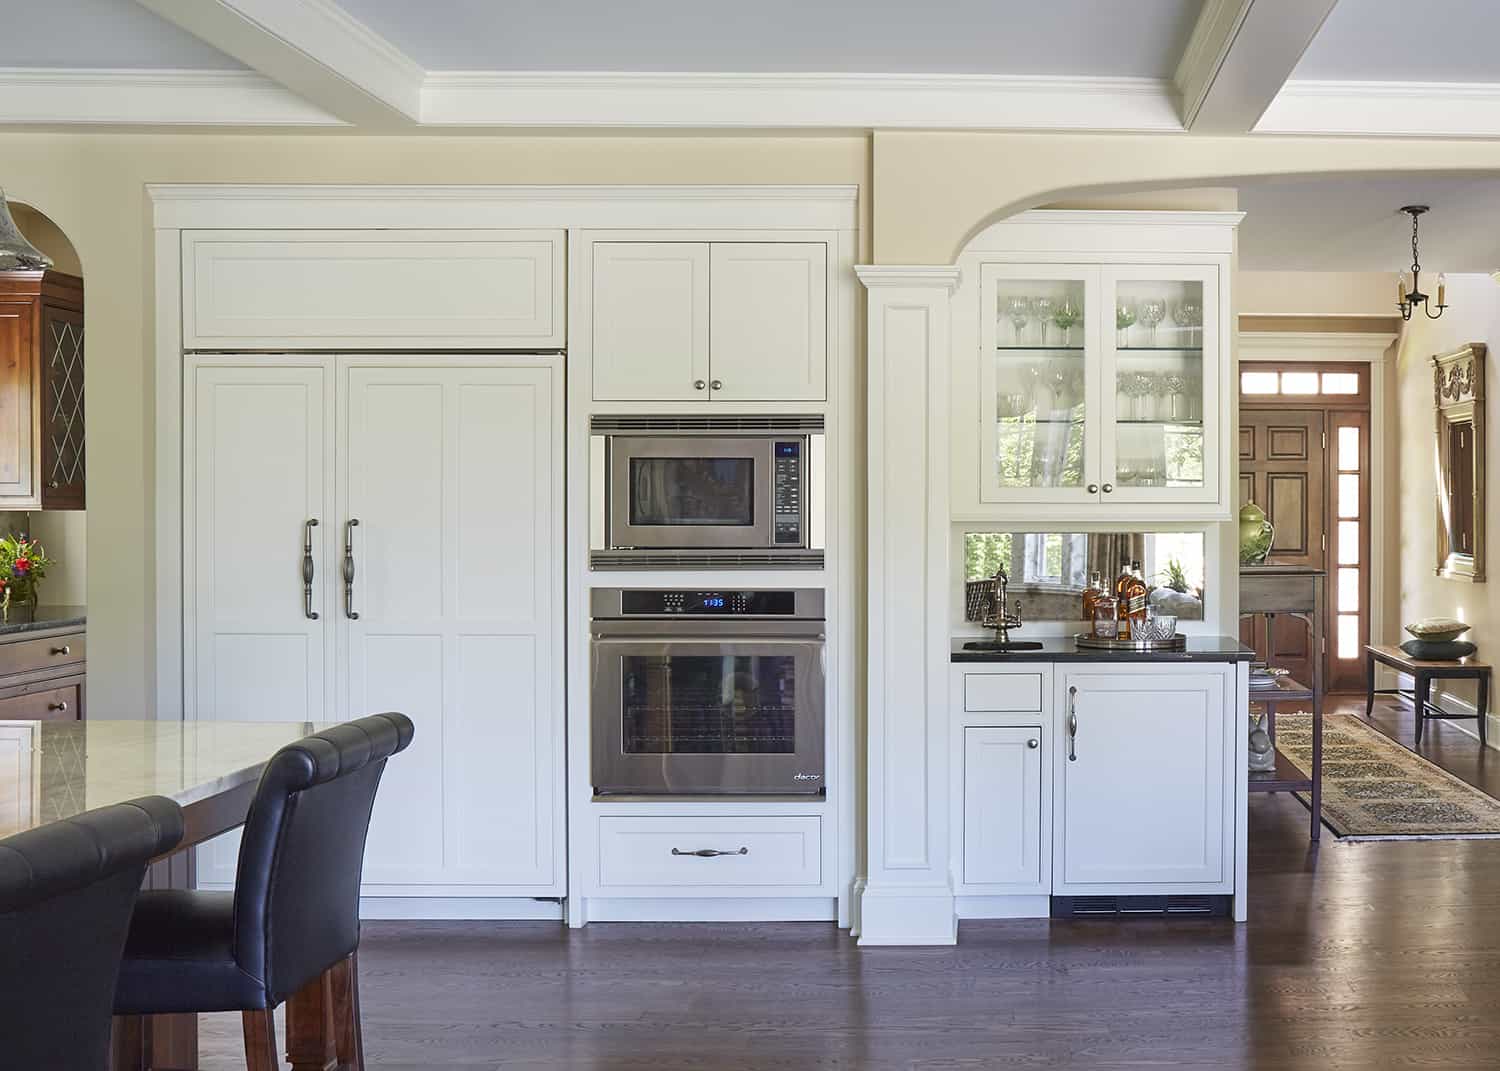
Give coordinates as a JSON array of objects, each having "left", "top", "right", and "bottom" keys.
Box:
[{"left": 608, "top": 437, "right": 775, "bottom": 549}]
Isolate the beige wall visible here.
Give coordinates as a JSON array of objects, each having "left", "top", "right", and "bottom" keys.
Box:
[
  {"left": 1238, "top": 272, "right": 1395, "bottom": 317},
  {"left": 1393, "top": 272, "right": 1500, "bottom": 713}
]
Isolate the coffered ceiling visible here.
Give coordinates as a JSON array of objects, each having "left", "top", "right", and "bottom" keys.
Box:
[{"left": 1, "top": 0, "right": 1499, "bottom": 136}]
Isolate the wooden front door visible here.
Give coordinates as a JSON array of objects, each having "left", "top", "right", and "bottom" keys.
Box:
[{"left": 1239, "top": 410, "right": 1326, "bottom": 687}]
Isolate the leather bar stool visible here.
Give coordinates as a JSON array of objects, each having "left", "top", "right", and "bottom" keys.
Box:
[
  {"left": 0, "top": 795, "right": 184, "bottom": 1070},
  {"left": 114, "top": 712, "right": 414, "bottom": 1071}
]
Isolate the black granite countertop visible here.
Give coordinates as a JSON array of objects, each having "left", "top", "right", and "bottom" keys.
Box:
[
  {"left": 952, "top": 634, "right": 1254, "bottom": 663},
  {"left": 0, "top": 605, "right": 86, "bottom": 638}
]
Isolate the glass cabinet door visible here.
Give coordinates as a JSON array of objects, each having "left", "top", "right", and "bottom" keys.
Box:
[
  {"left": 979, "top": 265, "right": 1100, "bottom": 502},
  {"left": 1101, "top": 266, "right": 1218, "bottom": 504}
]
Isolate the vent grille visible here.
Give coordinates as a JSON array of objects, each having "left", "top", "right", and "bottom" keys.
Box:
[
  {"left": 590, "top": 414, "right": 824, "bottom": 434},
  {"left": 592, "top": 551, "right": 825, "bottom": 571},
  {"left": 1051, "top": 895, "right": 1230, "bottom": 919}
]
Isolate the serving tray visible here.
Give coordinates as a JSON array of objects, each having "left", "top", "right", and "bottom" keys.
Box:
[{"left": 1073, "top": 633, "right": 1186, "bottom": 652}]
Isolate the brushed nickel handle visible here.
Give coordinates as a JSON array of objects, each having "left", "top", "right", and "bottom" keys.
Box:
[
  {"left": 47, "top": 701, "right": 67, "bottom": 712},
  {"left": 50, "top": 645, "right": 70, "bottom": 656},
  {"left": 671, "top": 847, "right": 748, "bottom": 858},
  {"left": 1101, "top": 483, "right": 1114, "bottom": 493},
  {"left": 1028, "top": 738, "right": 1039, "bottom": 749},
  {"left": 343, "top": 519, "right": 360, "bottom": 620},
  {"left": 302, "top": 519, "right": 319, "bottom": 621},
  {"left": 1068, "top": 686, "right": 1078, "bottom": 762},
  {"left": 694, "top": 379, "right": 707, "bottom": 390},
  {"left": 710, "top": 379, "right": 723, "bottom": 391},
  {"left": 1087, "top": 483, "right": 1099, "bottom": 494}
]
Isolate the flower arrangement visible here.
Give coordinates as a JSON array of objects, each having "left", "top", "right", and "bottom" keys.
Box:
[{"left": 0, "top": 535, "right": 54, "bottom": 622}]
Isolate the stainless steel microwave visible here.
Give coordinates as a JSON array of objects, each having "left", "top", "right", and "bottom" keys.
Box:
[{"left": 590, "top": 416, "right": 825, "bottom": 569}]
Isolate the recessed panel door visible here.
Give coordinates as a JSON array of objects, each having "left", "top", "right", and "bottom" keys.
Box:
[
  {"left": 709, "top": 242, "right": 827, "bottom": 401},
  {"left": 592, "top": 242, "right": 710, "bottom": 401}
]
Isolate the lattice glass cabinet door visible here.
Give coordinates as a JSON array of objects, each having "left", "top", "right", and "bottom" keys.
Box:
[
  {"left": 41, "top": 288, "right": 85, "bottom": 510},
  {"left": 979, "top": 265, "right": 1101, "bottom": 503}
]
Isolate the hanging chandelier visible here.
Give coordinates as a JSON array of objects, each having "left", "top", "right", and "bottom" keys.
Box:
[
  {"left": 1396, "top": 205, "right": 1446, "bottom": 321},
  {"left": 0, "top": 189, "right": 51, "bottom": 272}
]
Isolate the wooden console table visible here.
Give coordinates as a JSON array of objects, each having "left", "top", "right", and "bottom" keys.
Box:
[
  {"left": 1240, "top": 566, "right": 1325, "bottom": 841},
  {"left": 1365, "top": 643, "right": 1490, "bottom": 747}
]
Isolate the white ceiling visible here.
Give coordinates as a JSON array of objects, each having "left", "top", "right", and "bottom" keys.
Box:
[
  {"left": 1294, "top": 0, "right": 1500, "bottom": 83},
  {"left": 1236, "top": 174, "right": 1500, "bottom": 272},
  {"left": 336, "top": 0, "right": 1202, "bottom": 75},
  {"left": 0, "top": 0, "right": 242, "bottom": 69}
]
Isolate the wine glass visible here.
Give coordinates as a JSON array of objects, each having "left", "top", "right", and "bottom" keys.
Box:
[
  {"left": 1052, "top": 298, "right": 1081, "bottom": 347},
  {"left": 1163, "top": 373, "right": 1187, "bottom": 420},
  {"left": 1116, "top": 301, "right": 1137, "bottom": 347},
  {"left": 1031, "top": 297, "right": 1054, "bottom": 346},
  {"left": 1171, "top": 299, "right": 1202, "bottom": 345},
  {"left": 1137, "top": 298, "right": 1166, "bottom": 345},
  {"left": 1004, "top": 296, "right": 1030, "bottom": 346}
]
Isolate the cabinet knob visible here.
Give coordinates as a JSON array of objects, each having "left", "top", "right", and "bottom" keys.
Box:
[
  {"left": 1027, "top": 738, "right": 1039, "bottom": 749},
  {"left": 47, "top": 481, "right": 59, "bottom": 489},
  {"left": 47, "top": 701, "right": 67, "bottom": 712},
  {"left": 1086, "top": 483, "right": 1099, "bottom": 494},
  {"left": 1101, "top": 483, "right": 1114, "bottom": 494},
  {"left": 694, "top": 379, "right": 707, "bottom": 390},
  {"left": 50, "top": 645, "right": 70, "bottom": 656},
  {"left": 710, "top": 379, "right": 723, "bottom": 391}
]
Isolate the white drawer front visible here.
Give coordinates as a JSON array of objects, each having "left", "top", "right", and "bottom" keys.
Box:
[
  {"left": 964, "top": 672, "right": 1043, "bottom": 712},
  {"left": 183, "top": 230, "right": 565, "bottom": 349},
  {"left": 598, "top": 816, "right": 822, "bottom": 889}
]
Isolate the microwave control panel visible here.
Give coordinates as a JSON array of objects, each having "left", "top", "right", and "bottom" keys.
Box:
[{"left": 772, "top": 440, "right": 803, "bottom": 546}]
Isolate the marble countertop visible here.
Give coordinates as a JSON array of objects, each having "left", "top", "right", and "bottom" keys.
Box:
[
  {"left": 0, "top": 604, "right": 86, "bottom": 638},
  {"left": 0, "top": 719, "right": 324, "bottom": 839},
  {"left": 951, "top": 635, "right": 1255, "bottom": 663}
]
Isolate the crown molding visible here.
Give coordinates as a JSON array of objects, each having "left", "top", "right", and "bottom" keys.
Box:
[
  {"left": 147, "top": 183, "right": 860, "bottom": 230},
  {"left": 1259, "top": 79, "right": 1500, "bottom": 138},
  {"left": 1237, "top": 330, "right": 1398, "bottom": 361},
  {"left": 855, "top": 266, "right": 962, "bottom": 291},
  {"left": 420, "top": 71, "right": 1184, "bottom": 131},
  {"left": 0, "top": 68, "right": 341, "bottom": 126}
]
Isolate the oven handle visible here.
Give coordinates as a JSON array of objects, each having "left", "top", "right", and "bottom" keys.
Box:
[{"left": 591, "top": 632, "right": 825, "bottom": 644}]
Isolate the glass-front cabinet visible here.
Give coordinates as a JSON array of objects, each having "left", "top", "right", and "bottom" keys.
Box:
[{"left": 978, "top": 260, "right": 1221, "bottom": 512}]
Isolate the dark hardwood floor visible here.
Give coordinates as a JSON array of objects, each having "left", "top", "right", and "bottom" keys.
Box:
[{"left": 201, "top": 696, "right": 1500, "bottom": 1070}]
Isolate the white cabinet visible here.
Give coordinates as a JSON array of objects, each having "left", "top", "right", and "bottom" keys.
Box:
[
  {"left": 1054, "top": 666, "right": 1233, "bottom": 892},
  {"left": 590, "top": 240, "right": 827, "bottom": 402},
  {"left": 596, "top": 815, "right": 822, "bottom": 892},
  {"left": 591, "top": 242, "right": 709, "bottom": 401},
  {"left": 183, "top": 230, "right": 565, "bottom": 351},
  {"left": 961, "top": 726, "right": 1044, "bottom": 890},
  {"left": 709, "top": 242, "right": 827, "bottom": 401},
  {"left": 954, "top": 211, "right": 1240, "bottom": 521},
  {"left": 185, "top": 356, "right": 564, "bottom": 899}
]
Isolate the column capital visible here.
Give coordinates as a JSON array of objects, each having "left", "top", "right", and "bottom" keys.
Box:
[{"left": 854, "top": 265, "right": 962, "bottom": 292}]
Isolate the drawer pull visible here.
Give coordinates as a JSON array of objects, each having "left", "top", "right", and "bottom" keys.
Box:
[
  {"left": 671, "top": 847, "right": 748, "bottom": 859},
  {"left": 1068, "top": 685, "right": 1079, "bottom": 762},
  {"left": 47, "top": 701, "right": 67, "bottom": 712},
  {"left": 50, "top": 646, "right": 71, "bottom": 656},
  {"left": 1028, "top": 738, "right": 1039, "bottom": 749}
]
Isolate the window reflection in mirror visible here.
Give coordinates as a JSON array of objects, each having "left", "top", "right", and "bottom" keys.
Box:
[{"left": 963, "top": 531, "right": 1205, "bottom": 621}]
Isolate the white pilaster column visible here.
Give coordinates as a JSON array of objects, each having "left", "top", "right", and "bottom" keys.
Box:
[{"left": 854, "top": 265, "right": 961, "bottom": 946}]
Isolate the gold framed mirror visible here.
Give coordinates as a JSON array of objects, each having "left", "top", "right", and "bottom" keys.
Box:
[{"left": 1433, "top": 343, "right": 1486, "bottom": 582}]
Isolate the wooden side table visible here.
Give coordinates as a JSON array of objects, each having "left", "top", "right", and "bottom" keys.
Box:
[
  {"left": 1240, "top": 566, "right": 1326, "bottom": 841},
  {"left": 1365, "top": 643, "right": 1491, "bottom": 747}
]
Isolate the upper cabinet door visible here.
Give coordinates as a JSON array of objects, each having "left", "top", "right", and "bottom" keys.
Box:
[
  {"left": 709, "top": 242, "right": 827, "bottom": 402},
  {"left": 182, "top": 230, "right": 565, "bottom": 350},
  {"left": 978, "top": 264, "right": 1101, "bottom": 504},
  {"left": 592, "top": 242, "right": 710, "bottom": 402}
]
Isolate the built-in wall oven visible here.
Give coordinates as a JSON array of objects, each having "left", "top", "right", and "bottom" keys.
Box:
[
  {"left": 589, "top": 416, "right": 824, "bottom": 569},
  {"left": 591, "top": 588, "right": 826, "bottom": 796}
]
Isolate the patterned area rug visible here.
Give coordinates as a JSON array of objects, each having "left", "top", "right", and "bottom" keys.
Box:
[{"left": 1274, "top": 712, "right": 1500, "bottom": 840}]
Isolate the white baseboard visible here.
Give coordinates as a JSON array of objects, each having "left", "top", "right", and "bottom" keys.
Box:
[
  {"left": 358, "top": 897, "right": 564, "bottom": 920},
  {"left": 955, "top": 894, "right": 1050, "bottom": 919},
  {"left": 856, "top": 883, "right": 957, "bottom": 946},
  {"left": 582, "top": 896, "right": 838, "bottom": 923}
]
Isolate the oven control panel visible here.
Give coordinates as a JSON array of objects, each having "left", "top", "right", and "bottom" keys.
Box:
[
  {"left": 772, "top": 440, "right": 803, "bottom": 546},
  {"left": 620, "top": 590, "right": 800, "bottom": 616}
]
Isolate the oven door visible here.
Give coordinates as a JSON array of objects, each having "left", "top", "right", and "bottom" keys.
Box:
[
  {"left": 607, "top": 436, "right": 777, "bottom": 550},
  {"left": 591, "top": 626, "right": 825, "bottom": 795}
]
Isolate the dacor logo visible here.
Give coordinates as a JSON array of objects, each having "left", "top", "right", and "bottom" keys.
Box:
[{"left": 792, "top": 772, "right": 822, "bottom": 782}]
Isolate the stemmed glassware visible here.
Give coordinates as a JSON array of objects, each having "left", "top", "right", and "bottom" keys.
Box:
[
  {"left": 1137, "top": 298, "right": 1166, "bottom": 345},
  {"left": 1030, "top": 297, "right": 1054, "bottom": 346},
  {"left": 1163, "top": 373, "right": 1187, "bottom": 420},
  {"left": 1052, "top": 298, "right": 1080, "bottom": 347},
  {"left": 1005, "top": 296, "right": 1030, "bottom": 346},
  {"left": 1171, "top": 299, "right": 1202, "bottom": 345},
  {"left": 1116, "top": 301, "right": 1137, "bottom": 347}
]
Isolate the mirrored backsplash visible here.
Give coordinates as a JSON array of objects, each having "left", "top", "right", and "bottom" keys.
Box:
[{"left": 964, "top": 531, "right": 1205, "bottom": 622}]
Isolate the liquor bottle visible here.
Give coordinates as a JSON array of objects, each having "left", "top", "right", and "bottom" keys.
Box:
[
  {"left": 1114, "top": 557, "right": 1134, "bottom": 639},
  {"left": 1080, "top": 570, "right": 1105, "bottom": 621},
  {"left": 1124, "top": 560, "right": 1150, "bottom": 637}
]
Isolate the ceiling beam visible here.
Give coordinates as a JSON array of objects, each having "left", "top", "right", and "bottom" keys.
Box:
[
  {"left": 134, "top": 0, "right": 423, "bottom": 126},
  {"left": 1174, "top": 0, "right": 1340, "bottom": 133}
]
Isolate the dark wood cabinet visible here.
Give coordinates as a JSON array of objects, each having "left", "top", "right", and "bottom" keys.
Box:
[
  {"left": 0, "top": 271, "right": 84, "bottom": 510},
  {"left": 0, "top": 624, "right": 86, "bottom": 719}
]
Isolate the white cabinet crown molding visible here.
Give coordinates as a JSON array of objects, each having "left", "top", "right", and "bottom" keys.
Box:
[
  {"left": 1237, "top": 331, "right": 1397, "bottom": 361},
  {"left": 149, "top": 184, "right": 860, "bottom": 231},
  {"left": 855, "top": 265, "right": 962, "bottom": 292}
]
